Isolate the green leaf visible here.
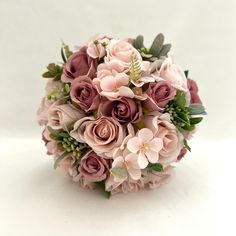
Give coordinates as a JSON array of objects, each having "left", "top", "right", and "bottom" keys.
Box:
[
  {"left": 58, "top": 132, "right": 70, "bottom": 138},
  {"left": 54, "top": 151, "right": 70, "bottom": 169},
  {"left": 42, "top": 71, "right": 53, "bottom": 78},
  {"left": 133, "top": 35, "right": 144, "bottom": 49},
  {"left": 63, "top": 44, "right": 73, "bottom": 59},
  {"left": 158, "top": 44, "right": 171, "bottom": 57},
  {"left": 147, "top": 163, "right": 163, "bottom": 172},
  {"left": 95, "top": 181, "right": 111, "bottom": 199},
  {"left": 149, "top": 33, "right": 164, "bottom": 56},
  {"left": 183, "top": 124, "right": 195, "bottom": 131},
  {"left": 184, "top": 70, "right": 189, "bottom": 78},
  {"left": 140, "top": 51, "right": 153, "bottom": 58},
  {"left": 190, "top": 117, "right": 203, "bottom": 125},
  {"left": 189, "top": 104, "right": 206, "bottom": 115},
  {"left": 183, "top": 139, "right": 191, "bottom": 152},
  {"left": 110, "top": 167, "right": 128, "bottom": 179},
  {"left": 175, "top": 92, "right": 187, "bottom": 108},
  {"left": 61, "top": 47, "right": 67, "bottom": 63}
]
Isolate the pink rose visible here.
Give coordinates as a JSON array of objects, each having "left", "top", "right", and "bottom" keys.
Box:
[
  {"left": 37, "top": 97, "right": 54, "bottom": 126},
  {"left": 144, "top": 113, "right": 183, "bottom": 165},
  {"left": 47, "top": 103, "right": 84, "bottom": 130},
  {"left": 70, "top": 76, "right": 100, "bottom": 112},
  {"left": 71, "top": 116, "right": 125, "bottom": 157},
  {"left": 105, "top": 39, "right": 142, "bottom": 68},
  {"left": 187, "top": 79, "right": 202, "bottom": 104},
  {"left": 61, "top": 46, "right": 98, "bottom": 82},
  {"left": 99, "top": 97, "right": 141, "bottom": 123},
  {"left": 79, "top": 150, "right": 110, "bottom": 182},
  {"left": 159, "top": 58, "right": 188, "bottom": 91},
  {"left": 143, "top": 81, "right": 176, "bottom": 111}
]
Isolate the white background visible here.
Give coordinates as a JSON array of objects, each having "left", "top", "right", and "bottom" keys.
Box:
[{"left": 0, "top": 0, "right": 235, "bottom": 235}]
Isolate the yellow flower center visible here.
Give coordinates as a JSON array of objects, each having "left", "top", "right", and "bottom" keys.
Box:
[{"left": 139, "top": 143, "right": 149, "bottom": 153}]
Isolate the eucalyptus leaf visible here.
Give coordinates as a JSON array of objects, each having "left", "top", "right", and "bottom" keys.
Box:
[
  {"left": 158, "top": 44, "right": 171, "bottom": 57},
  {"left": 189, "top": 104, "right": 206, "bottom": 115},
  {"left": 133, "top": 35, "right": 144, "bottom": 49},
  {"left": 140, "top": 51, "right": 153, "bottom": 58},
  {"left": 54, "top": 151, "right": 70, "bottom": 169},
  {"left": 42, "top": 71, "right": 53, "bottom": 78},
  {"left": 149, "top": 33, "right": 164, "bottom": 56},
  {"left": 47, "top": 126, "right": 61, "bottom": 138}
]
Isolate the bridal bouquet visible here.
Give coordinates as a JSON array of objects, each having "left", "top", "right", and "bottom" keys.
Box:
[{"left": 37, "top": 34, "right": 206, "bottom": 197}]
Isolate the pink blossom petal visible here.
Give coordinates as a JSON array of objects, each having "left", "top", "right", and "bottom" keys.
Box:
[
  {"left": 127, "top": 137, "right": 140, "bottom": 153},
  {"left": 129, "top": 168, "right": 141, "bottom": 180},
  {"left": 138, "top": 152, "right": 149, "bottom": 168},
  {"left": 100, "top": 76, "right": 116, "bottom": 91},
  {"left": 112, "top": 156, "right": 125, "bottom": 168},
  {"left": 149, "top": 138, "right": 163, "bottom": 152},
  {"left": 118, "top": 86, "right": 135, "bottom": 98},
  {"left": 145, "top": 149, "right": 159, "bottom": 163},
  {"left": 138, "top": 128, "right": 153, "bottom": 142},
  {"left": 115, "top": 73, "right": 129, "bottom": 87},
  {"left": 125, "top": 153, "right": 140, "bottom": 169}
]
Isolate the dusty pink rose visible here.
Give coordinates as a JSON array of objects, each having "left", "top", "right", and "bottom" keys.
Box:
[
  {"left": 99, "top": 97, "right": 141, "bottom": 123},
  {"left": 47, "top": 103, "right": 84, "bottom": 130},
  {"left": 143, "top": 81, "right": 176, "bottom": 111},
  {"left": 105, "top": 39, "right": 142, "bottom": 68},
  {"left": 79, "top": 150, "right": 110, "bottom": 182},
  {"left": 144, "top": 113, "right": 183, "bottom": 165},
  {"left": 70, "top": 116, "right": 125, "bottom": 157},
  {"left": 159, "top": 58, "right": 188, "bottom": 91},
  {"left": 187, "top": 79, "right": 202, "bottom": 104},
  {"left": 61, "top": 46, "right": 98, "bottom": 82},
  {"left": 70, "top": 76, "right": 100, "bottom": 112}
]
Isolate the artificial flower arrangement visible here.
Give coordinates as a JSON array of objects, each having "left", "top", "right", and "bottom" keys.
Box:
[{"left": 37, "top": 33, "right": 206, "bottom": 198}]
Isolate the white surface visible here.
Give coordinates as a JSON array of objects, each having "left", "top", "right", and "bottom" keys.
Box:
[
  {"left": 1, "top": 138, "right": 235, "bottom": 236},
  {"left": 0, "top": 0, "right": 236, "bottom": 235}
]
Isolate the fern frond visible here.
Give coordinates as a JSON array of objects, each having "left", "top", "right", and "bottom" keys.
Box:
[{"left": 129, "top": 57, "right": 141, "bottom": 82}]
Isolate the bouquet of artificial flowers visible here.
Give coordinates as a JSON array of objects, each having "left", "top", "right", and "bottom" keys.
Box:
[{"left": 37, "top": 33, "right": 205, "bottom": 197}]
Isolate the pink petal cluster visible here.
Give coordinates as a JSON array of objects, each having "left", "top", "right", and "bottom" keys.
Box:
[{"left": 37, "top": 34, "right": 205, "bottom": 197}]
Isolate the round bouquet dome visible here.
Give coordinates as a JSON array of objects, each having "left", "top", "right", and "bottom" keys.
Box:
[{"left": 37, "top": 33, "right": 206, "bottom": 197}]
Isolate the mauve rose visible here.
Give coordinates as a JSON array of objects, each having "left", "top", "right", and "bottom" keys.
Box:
[
  {"left": 143, "top": 81, "right": 176, "bottom": 111},
  {"left": 61, "top": 46, "right": 98, "bottom": 82},
  {"left": 187, "top": 79, "right": 202, "bottom": 104},
  {"left": 70, "top": 76, "right": 100, "bottom": 112},
  {"left": 79, "top": 150, "right": 110, "bottom": 182},
  {"left": 99, "top": 97, "right": 141, "bottom": 123}
]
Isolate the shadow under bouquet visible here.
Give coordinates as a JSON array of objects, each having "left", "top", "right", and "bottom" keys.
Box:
[{"left": 37, "top": 33, "right": 206, "bottom": 198}]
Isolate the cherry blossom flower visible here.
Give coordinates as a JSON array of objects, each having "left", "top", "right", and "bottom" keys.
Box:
[{"left": 127, "top": 128, "right": 163, "bottom": 169}]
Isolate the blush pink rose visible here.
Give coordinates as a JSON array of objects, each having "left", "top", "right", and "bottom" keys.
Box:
[
  {"left": 159, "top": 58, "right": 188, "bottom": 92},
  {"left": 79, "top": 150, "right": 110, "bottom": 182},
  {"left": 187, "top": 79, "right": 202, "bottom": 104},
  {"left": 47, "top": 103, "right": 84, "bottom": 130},
  {"left": 99, "top": 97, "right": 141, "bottom": 123},
  {"left": 87, "top": 37, "right": 110, "bottom": 59},
  {"left": 61, "top": 46, "right": 98, "bottom": 82},
  {"left": 143, "top": 81, "right": 176, "bottom": 111},
  {"left": 105, "top": 39, "right": 142, "bottom": 68},
  {"left": 71, "top": 116, "right": 125, "bottom": 157},
  {"left": 37, "top": 97, "right": 54, "bottom": 126},
  {"left": 70, "top": 76, "right": 100, "bottom": 112},
  {"left": 144, "top": 113, "right": 183, "bottom": 165}
]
